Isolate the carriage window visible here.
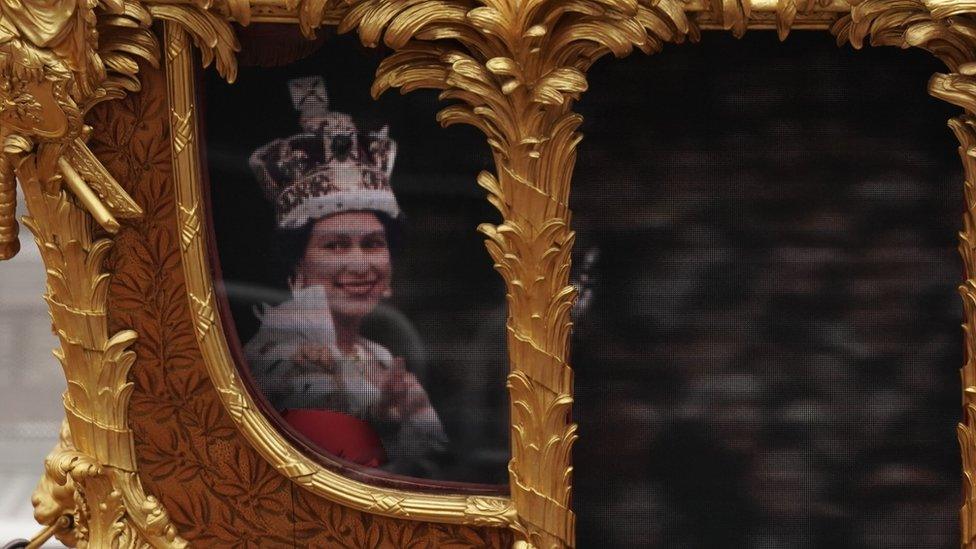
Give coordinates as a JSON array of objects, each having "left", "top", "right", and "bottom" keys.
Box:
[{"left": 205, "top": 28, "right": 509, "bottom": 486}]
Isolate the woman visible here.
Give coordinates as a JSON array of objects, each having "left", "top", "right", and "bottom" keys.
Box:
[{"left": 243, "top": 76, "right": 447, "bottom": 478}]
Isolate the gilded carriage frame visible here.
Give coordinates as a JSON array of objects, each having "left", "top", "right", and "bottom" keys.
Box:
[{"left": 5, "top": 0, "right": 976, "bottom": 547}]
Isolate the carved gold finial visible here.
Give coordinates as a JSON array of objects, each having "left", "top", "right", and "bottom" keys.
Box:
[
  {"left": 0, "top": 0, "right": 240, "bottom": 541},
  {"left": 13, "top": 0, "right": 976, "bottom": 546},
  {"left": 340, "top": 0, "right": 697, "bottom": 545},
  {"left": 0, "top": 155, "right": 19, "bottom": 260}
]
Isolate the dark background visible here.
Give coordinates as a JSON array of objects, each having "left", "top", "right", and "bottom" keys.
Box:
[
  {"left": 571, "top": 31, "right": 963, "bottom": 548},
  {"left": 206, "top": 25, "right": 965, "bottom": 546}
]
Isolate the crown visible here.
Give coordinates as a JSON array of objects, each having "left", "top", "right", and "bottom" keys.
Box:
[{"left": 249, "top": 76, "right": 399, "bottom": 229}]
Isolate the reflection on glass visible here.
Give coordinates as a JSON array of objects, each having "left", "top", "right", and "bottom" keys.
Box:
[{"left": 243, "top": 77, "right": 447, "bottom": 477}]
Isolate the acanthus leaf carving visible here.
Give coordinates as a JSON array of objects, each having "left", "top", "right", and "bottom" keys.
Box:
[
  {"left": 0, "top": 0, "right": 241, "bottom": 259},
  {"left": 8, "top": 0, "right": 976, "bottom": 547},
  {"left": 947, "top": 107, "right": 976, "bottom": 548},
  {"left": 147, "top": 3, "right": 242, "bottom": 82},
  {"left": 776, "top": 0, "right": 798, "bottom": 40},
  {"left": 0, "top": 0, "right": 242, "bottom": 542},
  {"left": 334, "top": 0, "right": 697, "bottom": 545},
  {"left": 15, "top": 144, "right": 188, "bottom": 547}
]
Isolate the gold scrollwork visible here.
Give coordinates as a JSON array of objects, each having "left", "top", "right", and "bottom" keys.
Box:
[
  {"left": 16, "top": 146, "right": 186, "bottom": 547},
  {"left": 6, "top": 0, "right": 976, "bottom": 547},
  {"left": 0, "top": 0, "right": 237, "bottom": 544}
]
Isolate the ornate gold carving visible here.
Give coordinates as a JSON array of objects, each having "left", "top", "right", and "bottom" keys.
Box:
[
  {"left": 32, "top": 422, "right": 86, "bottom": 548},
  {"left": 177, "top": 201, "right": 201, "bottom": 249},
  {"left": 370, "top": 494, "right": 407, "bottom": 514},
  {"left": 948, "top": 111, "right": 976, "bottom": 549},
  {"left": 6, "top": 0, "right": 976, "bottom": 546},
  {"left": 189, "top": 290, "right": 216, "bottom": 338},
  {"left": 0, "top": 154, "right": 19, "bottom": 259},
  {"left": 0, "top": 0, "right": 160, "bottom": 257},
  {"left": 718, "top": 0, "right": 751, "bottom": 37},
  {"left": 235, "top": 0, "right": 852, "bottom": 32},
  {"left": 466, "top": 495, "right": 516, "bottom": 526},
  {"left": 834, "top": 1, "right": 976, "bottom": 70},
  {"left": 63, "top": 139, "right": 144, "bottom": 219},
  {"left": 148, "top": 4, "right": 241, "bottom": 82},
  {"left": 171, "top": 107, "right": 194, "bottom": 154},
  {"left": 334, "top": 0, "right": 695, "bottom": 545},
  {"left": 680, "top": 0, "right": 848, "bottom": 33},
  {"left": 14, "top": 147, "right": 186, "bottom": 546},
  {"left": 165, "top": 20, "right": 191, "bottom": 62},
  {"left": 0, "top": 0, "right": 242, "bottom": 543},
  {"left": 776, "top": 0, "right": 797, "bottom": 40},
  {"left": 219, "top": 387, "right": 250, "bottom": 419}
]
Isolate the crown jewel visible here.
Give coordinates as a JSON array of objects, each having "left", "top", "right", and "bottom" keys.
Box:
[{"left": 250, "top": 76, "right": 399, "bottom": 229}]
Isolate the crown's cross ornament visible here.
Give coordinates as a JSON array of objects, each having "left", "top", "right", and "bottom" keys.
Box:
[{"left": 289, "top": 75, "right": 332, "bottom": 131}]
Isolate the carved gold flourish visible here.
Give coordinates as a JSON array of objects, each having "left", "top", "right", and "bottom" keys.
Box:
[
  {"left": 0, "top": 0, "right": 241, "bottom": 543},
  {"left": 32, "top": 422, "right": 86, "bottom": 548},
  {"left": 325, "top": 0, "right": 697, "bottom": 545},
  {"left": 6, "top": 0, "right": 976, "bottom": 547},
  {"left": 13, "top": 145, "right": 186, "bottom": 547},
  {"left": 953, "top": 115, "right": 976, "bottom": 548}
]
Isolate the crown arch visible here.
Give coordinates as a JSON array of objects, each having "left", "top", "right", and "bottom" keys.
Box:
[{"left": 2, "top": 0, "right": 976, "bottom": 547}]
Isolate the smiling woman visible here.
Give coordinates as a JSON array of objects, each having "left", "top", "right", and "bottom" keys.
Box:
[
  {"left": 206, "top": 31, "right": 511, "bottom": 489},
  {"left": 241, "top": 76, "right": 449, "bottom": 478}
]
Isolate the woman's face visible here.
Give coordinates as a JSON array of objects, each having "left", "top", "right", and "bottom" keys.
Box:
[{"left": 297, "top": 211, "right": 391, "bottom": 321}]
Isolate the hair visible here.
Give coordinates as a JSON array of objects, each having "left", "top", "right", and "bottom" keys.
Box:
[{"left": 271, "top": 210, "right": 406, "bottom": 287}]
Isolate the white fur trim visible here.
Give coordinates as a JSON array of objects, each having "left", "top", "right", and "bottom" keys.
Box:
[{"left": 279, "top": 189, "right": 400, "bottom": 229}]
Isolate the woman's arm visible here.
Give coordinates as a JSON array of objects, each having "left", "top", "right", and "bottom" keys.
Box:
[
  {"left": 372, "top": 359, "right": 449, "bottom": 478},
  {"left": 244, "top": 333, "right": 342, "bottom": 411}
]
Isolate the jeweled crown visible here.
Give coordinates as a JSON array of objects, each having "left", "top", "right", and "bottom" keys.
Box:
[{"left": 249, "top": 76, "right": 399, "bottom": 229}]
